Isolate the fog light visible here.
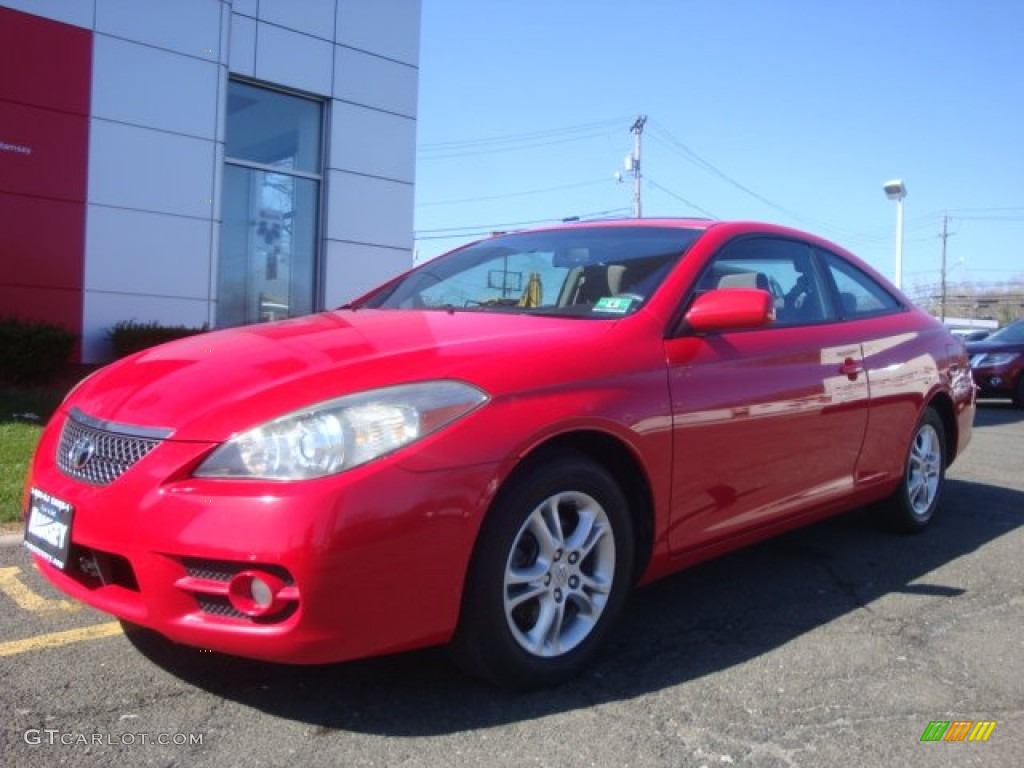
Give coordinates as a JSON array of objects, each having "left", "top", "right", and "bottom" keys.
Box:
[
  {"left": 228, "top": 570, "right": 287, "bottom": 617},
  {"left": 250, "top": 578, "right": 272, "bottom": 608}
]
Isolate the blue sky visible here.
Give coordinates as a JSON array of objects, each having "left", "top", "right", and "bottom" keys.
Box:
[{"left": 414, "top": 0, "right": 1024, "bottom": 301}]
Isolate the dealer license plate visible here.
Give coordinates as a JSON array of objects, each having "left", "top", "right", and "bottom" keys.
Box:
[{"left": 24, "top": 488, "right": 74, "bottom": 570}]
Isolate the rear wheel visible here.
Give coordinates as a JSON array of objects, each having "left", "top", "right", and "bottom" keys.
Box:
[
  {"left": 1013, "top": 376, "right": 1024, "bottom": 409},
  {"left": 452, "top": 454, "right": 634, "bottom": 690},
  {"left": 882, "top": 407, "right": 946, "bottom": 533}
]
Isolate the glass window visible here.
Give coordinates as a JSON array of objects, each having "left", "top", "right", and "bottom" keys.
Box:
[
  {"left": 225, "top": 81, "right": 321, "bottom": 172},
  {"left": 415, "top": 248, "right": 569, "bottom": 309},
  {"left": 361, "top": 227, "right": 701, "bottom": 317},
  {"left": 218, "top": 81, "right": 322, "bottom": 328},
  {"left": 820, "top": 250, "right": 902, "bottom": 319},
  {"left": 700, "top": 237, "right": 836, "bottom": 325}
]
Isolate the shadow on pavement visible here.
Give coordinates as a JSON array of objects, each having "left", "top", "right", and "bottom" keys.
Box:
[
  {"left": 973, "top": 400, "right": 1023, "bottom": 427},
  {"left": 123, "top": 474, "right": 1024, "bottom": 735}
]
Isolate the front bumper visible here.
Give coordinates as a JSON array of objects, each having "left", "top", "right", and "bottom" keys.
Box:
[
  {"left": 971, "top": 366, "right": 1020, "bottom": 398},
  {"left": 24, "top": 410, "right": 496, "bottom": 664}
]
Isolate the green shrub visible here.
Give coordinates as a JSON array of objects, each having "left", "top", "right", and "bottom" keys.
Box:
[
  {"left": 108, "top": 320, "right": 208, "bottom": 358},
  {"left": 0, "top": 316, "right": 77, "bottom": 384}
]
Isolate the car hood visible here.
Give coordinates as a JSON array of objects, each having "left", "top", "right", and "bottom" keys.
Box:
[
  {"left": 65, "top": 310, "right": 619, "bottom": 441},
  {"left": 966, "top": 339, "right": 1023, "bottom": 356}
]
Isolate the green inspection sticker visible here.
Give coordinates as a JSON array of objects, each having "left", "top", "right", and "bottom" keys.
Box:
[{"left": 593, "top": 296, "right": 634, "bottom": 314}]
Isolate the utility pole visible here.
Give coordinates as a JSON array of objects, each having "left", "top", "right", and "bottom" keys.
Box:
[
  {"left": 939, "top": 214, "right": 955, "bottom": 322},
  {"left": 629, "top": 115, "right": 646, "bottom": 218}
]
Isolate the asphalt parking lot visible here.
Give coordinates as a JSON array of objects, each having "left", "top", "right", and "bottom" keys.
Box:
[{"left": 1, "top": 403, "right": 1021, "bottom": 768}]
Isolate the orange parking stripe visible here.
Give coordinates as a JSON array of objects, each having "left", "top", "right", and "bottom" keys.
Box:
[
  {"left": 0, "top": 566, "right": 79, "bottom": 613},
  {"left": 0, "top": 622, "right": 123, "bottom": 657}
]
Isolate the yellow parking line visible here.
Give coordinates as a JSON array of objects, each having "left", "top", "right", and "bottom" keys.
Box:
[
  {"left": 0, "top": 566, "right": 80, "bottom": 612},
  {"left": 0, "top": 622, "right": 123, "bottom": 657}
]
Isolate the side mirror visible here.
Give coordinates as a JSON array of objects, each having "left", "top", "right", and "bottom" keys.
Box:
[{"left": 684, "top": 288, "right": 775, "bottom": 333}]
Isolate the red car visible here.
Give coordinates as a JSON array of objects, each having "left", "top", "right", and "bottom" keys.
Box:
[
  {"left": 967, "top": 318, "right": 1024, "bottom": 407},
  {"left": 23, "top": 220, "right": 975, "bottom": 689}
]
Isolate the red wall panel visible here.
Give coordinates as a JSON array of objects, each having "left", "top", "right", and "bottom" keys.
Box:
[
  {"left": 0, "top": 285, "right": 82, "bottom": 332},
  {"left": 0, "top": 100, "right": 89, "bottom": 202},
  {"left": 0, "top": 191, "right": 85, "bottom": 290},
  {"left": 0, "top": 7, "right": 91, "bottom": 357},
  {"left": 0, "top": 7, "right": 91, "bottom": 115}
]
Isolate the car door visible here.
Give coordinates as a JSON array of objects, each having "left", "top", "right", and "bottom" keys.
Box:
[
  {"left": 816, "top": 247, "right": 931, "bottom": 484},
  {"left": 663, "top": 236, "right": 870, "bottom": 554}
]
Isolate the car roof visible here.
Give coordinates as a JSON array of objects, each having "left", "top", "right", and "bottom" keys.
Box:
[
  {"left": 495, "top": 217, "right": 828, "bottom": 238},
  {"left": 488, "top": 218, "right": 851, "bottom": 253}
]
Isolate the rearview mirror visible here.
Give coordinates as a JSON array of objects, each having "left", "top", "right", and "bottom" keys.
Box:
[
  {"left": 552, "top": 246, "right": 591, "bottom": 268},
  {"left": 684, "top": 289, "right": 774, "bottom": 333}
]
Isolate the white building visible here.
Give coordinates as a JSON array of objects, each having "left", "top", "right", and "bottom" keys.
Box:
[{"left": 0, "top": 0, "right": 420, "bottom": 361}]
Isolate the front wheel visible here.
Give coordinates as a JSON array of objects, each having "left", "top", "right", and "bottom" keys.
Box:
[
  {"left": 882, "top": 407, "right": 946, "bottom": 533},
  {"left": 452, "top": 454, "right": 634, "bottom": 690}
]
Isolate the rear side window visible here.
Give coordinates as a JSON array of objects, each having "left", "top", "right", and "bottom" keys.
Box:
[{"left": 820, "top": 250, "right": 902, "bottom": 319}]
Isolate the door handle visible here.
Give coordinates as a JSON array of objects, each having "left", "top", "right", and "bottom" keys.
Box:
[{"left": 839, "top": 358, "right": 864, "bottom": 380}]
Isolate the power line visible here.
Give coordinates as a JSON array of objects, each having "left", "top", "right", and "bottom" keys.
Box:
[
  {"left": 646, "top": 178, "right": 717, "bottom": 218},
  {"left": 645, "top": 120, "right": 835, "bottom": 232},
  {"left": 843, "top": 214, "right": 947, "bottom": 246},
  {"left": 944, "top": 207, "right": 1024, "bottom": 214},
  {"left": 417, "top": 179, "right": 609, "bottom": 207},
  {"left": 417, "top": 117, "right": 628, "bottom": 152},
  {"left": 417, "top": 118, "right": 628, "bottom": 160},
  {"left": 418, "top": 132, "right": 619, "bottom": 160},
  {"left": 953, "top": 215, "right": 1024, "bottom": 222},
  {"left": 415, "top": 208, "right": 631, "bottom": 240},
  {"left": 416, "top": 217, "right": 558, "bottom": 235},
  {"left": 844, "top": 210, "right": 1024, "bottom": 250}
]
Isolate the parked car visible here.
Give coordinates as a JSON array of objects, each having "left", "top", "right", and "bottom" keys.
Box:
[
  {"left": 951, "top": 328, "right": 991, "bottom": 342},
  {"left": 967, "top": 318, "right": 1024, "bottom": 407},
  {"left": 23, "top": 220, "right": 975, "bottom": 689}
]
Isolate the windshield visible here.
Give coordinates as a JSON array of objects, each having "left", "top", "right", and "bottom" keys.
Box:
[
  {"left": 358, "top": 226, "right": 702, "bottom": 318},
  {"left": 987, "top": 319, "right": 1024, "bottom": 343}
]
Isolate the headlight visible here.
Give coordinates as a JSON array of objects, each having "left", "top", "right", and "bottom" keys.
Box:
[
  {"left": 970, "top": 352, "right": 1019, "bottom": 368},
  {"left": 194, "top": 380, "right": 488, "bottom": 480}
]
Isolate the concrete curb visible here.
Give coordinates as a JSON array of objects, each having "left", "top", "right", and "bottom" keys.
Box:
[{"left": 1, "top": 532, "right": 24, "bottom": 549}]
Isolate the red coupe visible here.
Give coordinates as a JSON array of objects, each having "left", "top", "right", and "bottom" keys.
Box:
[{"left": 23, "top": 220, "right": 975, "bottom": 689}]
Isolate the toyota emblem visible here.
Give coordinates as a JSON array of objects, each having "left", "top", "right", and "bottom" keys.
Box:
[{"left": 68, "top": 436, "right": 96, "bottom": 470}]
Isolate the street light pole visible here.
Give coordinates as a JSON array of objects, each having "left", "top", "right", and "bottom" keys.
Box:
[
  {"left": 895, "top": 196, "right": 905, "bottom": 290},
  {"left": 883, "top": 179, "right": 907, "bottom": 290}
]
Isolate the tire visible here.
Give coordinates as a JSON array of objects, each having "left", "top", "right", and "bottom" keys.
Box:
[
  {"left": 452, "top": 454, "right": 634, "bottom": 690},
  {"left": 1013, "top": 376, "right": 1024, "bottom": 409},
  {"left": 882, "top": 407, "right": 946, "bottom": 533}
]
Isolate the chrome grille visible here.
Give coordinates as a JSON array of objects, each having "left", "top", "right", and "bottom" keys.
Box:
[
  {"left": 183, "top": 559, "right": 236, "bottom": 582},
  {"left": 196, "top": 595, "right": 248, "bottom": 620},
  {"left": 56, "top": 408, "right": 171, "bottom": 486},
  {"left": 195, "top": 594, "right": 298, "bottom": 624},
  {"left": 182, "top": 557, "right": 294, "bottom": 585}
]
